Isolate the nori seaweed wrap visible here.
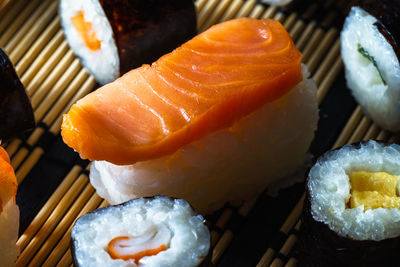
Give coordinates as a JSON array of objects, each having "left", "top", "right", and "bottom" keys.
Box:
[{"left": 0, "top": 48, "right": 35, "bottom": 141}]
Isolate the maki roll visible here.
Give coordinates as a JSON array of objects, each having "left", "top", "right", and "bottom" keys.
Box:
[
  {"left": 61, "top": 18, "right": 318, "bottom": 213},
  {"left": 71, "top": 196, "right": 211, "bottom": 267},
  {"left": 341, "top": 1, "right": 400, "bottom": 131},
  {"left": 59, "top": 0, "right": 197, "bottom": 85},
  {"left": 300, "top": 140, "right": 400, "bottom": 266},
  {"left": 0, "top": 48, "right": 35, "bottom": 140},
  {"left": 0, "top": 147, "right": 19, "bottom": 266}
]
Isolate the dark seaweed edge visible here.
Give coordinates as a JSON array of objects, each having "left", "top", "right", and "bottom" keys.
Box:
[
  {"left": 0, "top": 48, "right": 35, "bottom": 140},
  {"left": 360, "top": 0, "right": 400, "bottom": 62},
  {"left": 71, "top": 196, "right": 212, "bottom": 267},
  {"left": 298, "top": 140, "right": 400, "bottom": 267}
]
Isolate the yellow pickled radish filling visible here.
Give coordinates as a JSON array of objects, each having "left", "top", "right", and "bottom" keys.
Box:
[
  {"left": 349, "top": 171, "right": 400, "bottom": 210},
  {"left": 70, "top": 12, "right": 101, "bottom": 51},
  {"left": 107, "top": 225, "right": 170, "bottom": 263}
]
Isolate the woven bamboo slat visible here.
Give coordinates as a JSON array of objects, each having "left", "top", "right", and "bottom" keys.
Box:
[{"left": 0, "top": 0, "right": 385, "bottom": 266}]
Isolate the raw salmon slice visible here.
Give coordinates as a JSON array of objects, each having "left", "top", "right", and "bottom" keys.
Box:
[
  {"left": 0, "top": 147, "right": 17, "bottom": 212},
  {"left": 61, "top": 18, "right": 302, "bottom": 165}
]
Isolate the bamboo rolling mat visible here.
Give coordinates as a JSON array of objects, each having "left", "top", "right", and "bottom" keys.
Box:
[{"left": 0, "top": 0, "right": 383, "bottom": 266}]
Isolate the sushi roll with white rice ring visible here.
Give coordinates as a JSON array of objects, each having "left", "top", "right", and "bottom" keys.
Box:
[
  {"left": 341, "top": 3, "right": 400, "bottom": 131},
  {"left": 60, "top": 0, "right": 119, "bottom": 85},
  {"left": 59, "top": 0, "right": 197, "bottom": 85},
  {"left": 300, "top": 140, "right": 400, "bottom": 266},
  {"left": 71, "top": 196, "right": 211, "bottom": 267}
]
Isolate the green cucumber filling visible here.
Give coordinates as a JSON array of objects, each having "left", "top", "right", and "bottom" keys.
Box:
[{"left": 357, "top": 43, "right": 387, "bottom": 85}]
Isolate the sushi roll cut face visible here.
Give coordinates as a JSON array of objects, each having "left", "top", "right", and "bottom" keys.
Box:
[
  {"left": 341, "top": 6, "right": 400, "bottom": 131},
  {"left": 60, "top": 0, "right": 119, "bottom": 85},
  {"left": 71, "top": 196, "right": 210, "bottom": 267},
  {"left": 307, "top": 140, "right": 400, "bottom": 241}
]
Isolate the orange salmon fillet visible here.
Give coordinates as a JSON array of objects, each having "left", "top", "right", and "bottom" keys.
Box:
[
  {"left": 0, "top": 147, "right": 17, "bottom": 212},
  {"left": 62, "top": 18, "right": 303, "bottom": 165}
]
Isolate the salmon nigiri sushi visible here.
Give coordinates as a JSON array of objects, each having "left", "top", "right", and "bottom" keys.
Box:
[{"left": 62, "top": 18, "right": 318, "bottom": 213}]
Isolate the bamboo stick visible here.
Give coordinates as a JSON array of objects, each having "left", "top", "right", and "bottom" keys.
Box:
[
  {"left": 31, "top": 50, "right": 76, "bottom": 109},
  {"left": 28, "top": 185, "right": 95, "bottom": 267},
  {"left": 215, "top": 208, "right": 233, "bottom": 230},
  {"left": 4, "top": 0, "right": 53, "bottom": 51},
  {"left": 15, "top": 147, "right": 43, "bottom": 184},
  {"left": 273, "top": 12, "right": 286, "bottom": 23},
  {"left": 7, "top": 0, "right": 57, "bottom": 63},
  {"left": 285, "top": 258, "right": 298, "bottom": 267},
  {"left": 5, "top": 138, "right": 21, "bottom": 157},
  {"left": 200, "top": 0, "right": 233, "bottom": 31},
  {"left": 295, "top": 21, "right": 316, "bottom": 51},
  {"left": 34, "top": 59, "right": 81, "bottom": 121},
  {"left": 197, "top": 0, "right": 221, "bottom": 30},
  {"left": 195, "top": 0, "right": 208, "bottom": 13},
  {"left": 49, "top": 76, "right": 96, "bottom": 134},
  {"left": 317, "top": 57, "right": 343, "bottom": 104},
  {"left": 20, "top": 31, "right": 65, "bottom": 87},
  {"left": 56, "top": 250, "right": 72, "bottom": 267},
  {"left": 347, "top": 116, "right": 372, "bottom": 144},
  {"left": 42, "top": 193, "right": 103, "bottom": 267},
  {"left": 41, "top": 69, "right": 89, "bottom": 126},
  {"left": 211, "top": 230, "right": 233, "bottom": 265},
  {"left": 280, "top": 194, "right": 305, "bottom": 234},
  {"left": 219, "top": 0, "right": 245, "bottom": 23},
  {"left": 283, "top": 13, "right": 297, "bottom": 31},
  {"left": 0, "top": 0, "right": 41, "bottom": 47},
  {"left": 261, "top": 5, "right": 277, "bottom": 19},
  {"left": 255, "top": 248, "right": 275, "bottom": 267},
  {"left": 26, "top": 127, "right": 45, "bottom": 147},
  {"left": 0, "top": 0, "right": 28, "bottom": 34},
  {"left": 307, "top": 28, "right": 337, "bottom": 74},
  {"left": 248, "top": 4, "right": 265, "bottom": 19},
  {"left": 14, "top": 16, "right": 60, "bottom": 74},
  {"left": 234, "top": 0, "right": 257, "bottom": 18},
  {"left": 17, "top": 165, "right": 82, "bottom": 251},
  {"left": 312, "top": 39, "right": 340, "bottom": 86},
  {"left": 16, "top": 175, "right": 88, "bottom": 267},
  {"left": 25, "top": 40, "right": 69, "bottom": 96},
  {"left": 302, "top": 28, "right": 325, "bottom": 64},
  {"left": 238, "top": 194, "right": 259, "bottom": 216},
  {"left": 332, "top": 107, "right": 363, "bottom": 149},
  {"left": 289, "top": 19, "right": 305, "bottom": 41}
]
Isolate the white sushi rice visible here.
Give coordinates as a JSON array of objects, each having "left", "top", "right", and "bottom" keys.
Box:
[
  {"left": 90, "top": 65, "right": 318, "bottom": 214},
  {"left": 59, "top": 0, "right": 119, "bottom": 84},
  {"left": 341, "top": 7, "right": 400, "bottom": 131},
  {"left": 308, "top": 140, "right": 400, "bottom": 241},
  {"left": 71, "top": 196, "right": 210, "bottom": 267},
  {"left": 0, "top": 199, "right": 19, "bottom": 267}
]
